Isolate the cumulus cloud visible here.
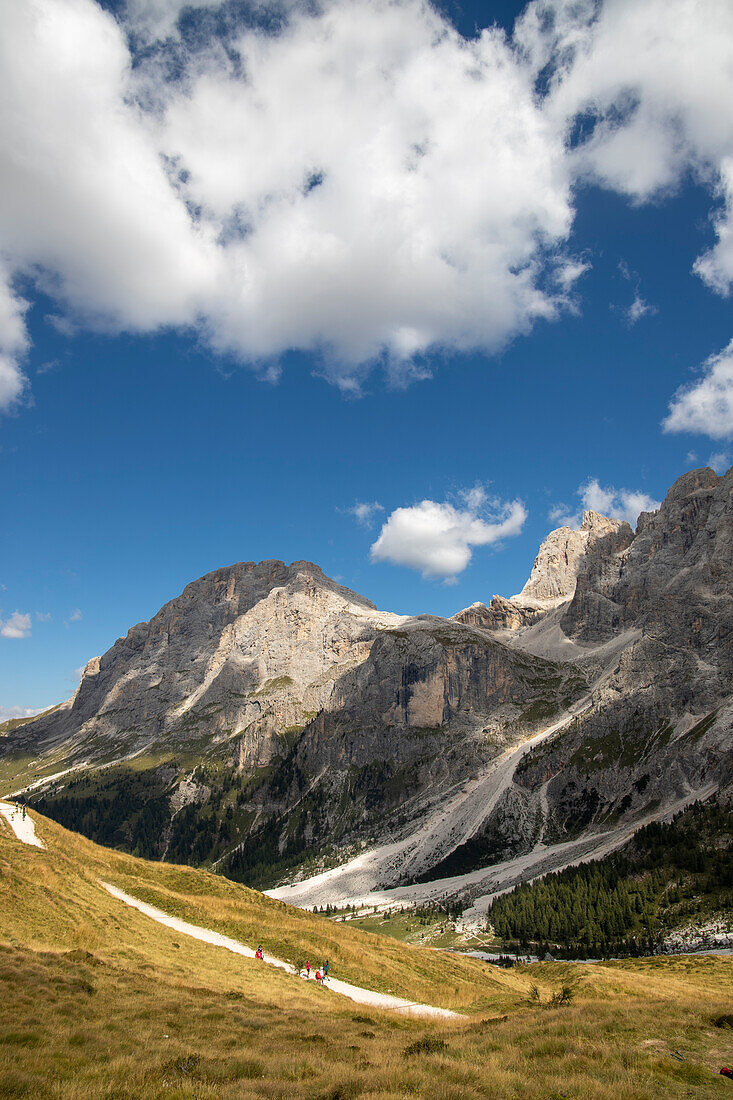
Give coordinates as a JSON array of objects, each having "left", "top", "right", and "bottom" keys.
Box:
[
  {"left": 550, "top": 478, "right": 660, "bottom": 529},
  {"left": 0, "top": 0, "right": 574, "bottom": 396},
  {"left": 0, "top": 262, "right": 30, "bottom": 412},
  {"left": 0, "top": 0, "right": 732, "bottom": 400},
  {"left": 371, "top": 492, "right": 527, "bottom": 580},
  {"left": 346, "top": 501, "right": 384, "bottom": 527},
  {"left": 519, "top": 0, "right": 733, "bottom": 293},
  {"left": 663, "top": 339, "right": 733, "bottom": 440},
  {"left": 0, "top": 611, "right": 32, "bottom": 639}
]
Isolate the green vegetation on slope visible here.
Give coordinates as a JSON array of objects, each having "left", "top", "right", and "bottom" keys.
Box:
[
  {"left": 488, "top": 798, "right": 733, "bottom": 956},
  {"left": 30, "top": 746, "right": 429, "bottom": 890}
]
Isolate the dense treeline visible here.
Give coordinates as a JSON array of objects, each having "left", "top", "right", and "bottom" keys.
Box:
[{"left": 488, "top": 799, "right": 733, "bottom": 956}]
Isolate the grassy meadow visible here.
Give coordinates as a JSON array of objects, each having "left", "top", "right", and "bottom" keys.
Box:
[{"left": 1, "top": 808, "right": 732, "bottom": 1098}]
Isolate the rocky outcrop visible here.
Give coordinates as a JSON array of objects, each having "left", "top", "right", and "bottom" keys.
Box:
[
  {"left": 453, "top": 597, "right": 542, "bottom": 632},
  {"left": 517, "top": 510, "right": 632, "bottom": 608}
]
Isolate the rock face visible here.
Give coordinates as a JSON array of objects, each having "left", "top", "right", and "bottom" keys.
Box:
[
  {"left": 453, "top": 597, "right": 542, "bottom": 632},
  {"left": 517, "top": 510, "right": 632, "bottom": 608},
  {"left": 12, "top": 560, "right": 405, "bottom": 770},
  {"left": 6, "top": 466, "right": 732, "bottom": 908}
]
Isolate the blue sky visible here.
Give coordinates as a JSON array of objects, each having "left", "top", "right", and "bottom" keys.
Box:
[{"left": 1, "top": 0, "right": 732, "bottom": 715}]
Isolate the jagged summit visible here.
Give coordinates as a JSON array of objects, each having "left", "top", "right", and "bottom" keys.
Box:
[
  {"left": 516, "top": 510, "right": 630, "bottom": 608},
  {"left": 454, "top": 508, "right": 631, "bottom": 631}
]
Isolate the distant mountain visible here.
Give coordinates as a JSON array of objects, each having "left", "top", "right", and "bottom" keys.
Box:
[{"left": 6, "top": 467, "right": 732, "bottom": 921}]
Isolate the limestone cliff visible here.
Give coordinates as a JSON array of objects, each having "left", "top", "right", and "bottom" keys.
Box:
[
  {"left": 10, "top": 559, "right": 404, "bottom": 770},
  {"left": 6, "top": 466, "right": 732, "bottom": 906}
]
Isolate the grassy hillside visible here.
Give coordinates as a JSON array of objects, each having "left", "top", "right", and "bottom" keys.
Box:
[
  {"left": 1, "top": 809, "right": 732, "bottom": 1098},
  {"left": 487, "top": 797, "right": 733, "bottom": 956}
]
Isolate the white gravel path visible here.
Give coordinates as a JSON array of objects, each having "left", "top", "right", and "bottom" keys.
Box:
[
  {"left": 0, "top": 801, "right": 45, "bottom": 848},
  {"left": 102, "top": 882, "right": 461, "bottom": 1019}
]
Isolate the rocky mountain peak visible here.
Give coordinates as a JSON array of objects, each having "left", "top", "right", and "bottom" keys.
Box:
[
  {"left": 515, "top": 512, "right": 631, "bottom": 608},
  {"left": 580, "top": 509, "right": 624, "bottom": 534}
]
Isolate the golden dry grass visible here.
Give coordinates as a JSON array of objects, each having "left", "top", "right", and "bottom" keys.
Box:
[{"left": 1, "top": 808, "right": 731, "bottom": 1099}]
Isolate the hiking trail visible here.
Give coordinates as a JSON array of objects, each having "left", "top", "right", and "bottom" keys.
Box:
[
  {"left": 101, "top": 882, "right": 461, "bottom": 1020},
  {"left": 0, "top": 801, "right": 45, "bottom": 848}
]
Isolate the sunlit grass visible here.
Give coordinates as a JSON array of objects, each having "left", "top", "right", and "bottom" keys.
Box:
[{"left": 0, "top": 809, "right": 730, "bottom": 1098}]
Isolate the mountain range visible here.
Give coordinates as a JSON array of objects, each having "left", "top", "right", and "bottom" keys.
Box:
[{"left": 3, "top": 465, "right": 731, "bottom": 919}]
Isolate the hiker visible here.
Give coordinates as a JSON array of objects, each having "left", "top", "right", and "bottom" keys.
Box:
[
  {"left": 315, "top": 969, "right": 322, "bottom": 984},
  {"left": 323, "top": 960, "right": 330, "bottom": 979},
  {"left": 22, "top": 806, "right": 26, "bottom": 821},
  {"left": 255, "top": 945, "right": 264, "bottom": 960},
  {"left": 306, "top": 961, "right": 311, "bottom": 979}
]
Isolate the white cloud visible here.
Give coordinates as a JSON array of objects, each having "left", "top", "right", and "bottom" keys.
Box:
[
  {"left": 0, "top": 0, "right": 576, "bottom": 394},
  {"left": 708, "top": 451, "right": 730, "bottom": 475},
  {"left": 65, "top": 608, "right": 83, "bottom": 626},
  {"left": 0, "top": 703, "right": 49, "bottom": 723},
  {"left": 0, "top": 611, "right": 32, "bottom": 639},
  {"left": 346, "top": 501, "right": 384, "bottom": 527},
  {"left": 550, "top": 478, "right": 660, "bottom": 529},
  {"left": 0, "top": 261, "right": 30, "bottom": 412},
  {"left": 371, "top": 493, "right": 527, "bottom": 580},
  {"left": 520, "top": 0, "right": 733, "bottom": 294},
  {"left": 35, "top": 611, "right": 52, "bottom": 622},
  {"left": 626, "top": 293, "right": 654, "bottom": 325},
  {"left": 663, "top": 339, "right": 733, "bottom": 440},
  {"left": 0, "top": 0, "right": 731, "bottom": 400}
]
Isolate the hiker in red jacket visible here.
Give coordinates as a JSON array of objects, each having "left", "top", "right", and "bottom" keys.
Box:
[{"left": 255, "top": 945, "right": 264, "bottom": 960}]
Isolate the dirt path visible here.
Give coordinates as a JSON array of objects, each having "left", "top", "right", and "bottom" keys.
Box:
[
  {"left": 101, "top": 882, "right": 461, "bottom": 1020},
  {"left": 0, "top": 801, "right": 45, "bottom": 848}
]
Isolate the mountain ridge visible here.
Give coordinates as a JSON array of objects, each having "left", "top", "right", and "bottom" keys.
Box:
[{"left": 5, "top": 465, "right": 731, "bottom": 921}]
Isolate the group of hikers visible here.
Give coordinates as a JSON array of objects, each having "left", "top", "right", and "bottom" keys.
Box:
[
  {"left": 8, "top": 802, "right": 26, "bottom": 821},
  {"left": 253, "top": 946, "right": 331, "bottom": 985},
  {"left": 304, "top": 959, "right": 330, "bottom": 984}
]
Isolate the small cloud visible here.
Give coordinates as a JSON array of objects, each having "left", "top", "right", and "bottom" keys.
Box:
[
  {"left": 45, "top": 314, "right": 77, "bottom": 338},
  {"left": 663, "top": 340, "right": 733, "bottom": 440},
  {"left": 617, "top": 261, "right": 656, "bottom": 325},
  {"left": 549, "top": 478, "right": 661, "bottom": 529},
  {"left": 345, "top": 501, "right": 384, "bottom": 527},
  {"left": 371, "top": 489, "right": 527, "bottom": 581},
  {"left": 708, "top": 451, "right": 730, "bottom": 474},
  {"left": 686, "top": 451, "right": 698, "bottom": 464},
  {"left": 554, "top": 257, "right": 591, "bottom": 292},
  {"left": 35, "top": 611, "right": 51, "bottom": 622},
  {"left": 0, "top": 611, "right": 32, "bottom": 639},
  {"left": 36, "top": 359, "right": 59, "bottom": 375},
  {"left": 626, "top": 293, "right": 655, "bottom": 325},
  {"left": 0, "top": 703, "right": 50, "bottom": 723},
  {"left": 459, "top": 484, "right": 487, "bottom": 511},
  {"left": 64, "top": 608, "right": 82, "bottom": 627}
]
